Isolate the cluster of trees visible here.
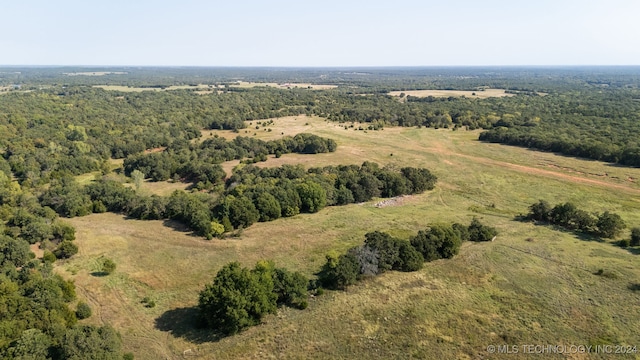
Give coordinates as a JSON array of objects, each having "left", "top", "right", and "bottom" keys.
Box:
[
  {"left": 229, "top": 162, "right": 437, "bottom": 206},
  {"left": 0, "top": 169, "right": 128, "bottom": 358},
  {"left": 42, "top": 161, "right": 437, "bottom": 239},
  {"left": 526, "top": 200, "right": 627, "bottom": 238},
  {"left": 1, "top": 173, "right": 78, "bottom": 262},
  {"left": 0, "top": 238, "right": 127, "bottom": 359},
  {"left": 198, "top": 261, "right": 309, "bottom": 335},
  {"left": 318, "top": 219, "right": 497, "bottom": 289},
  {"left": 197, "top": 219, "right": 498, "bottom": 336},
  {"left": 122, "top": 133, "right": 337, "bottom": 184}
]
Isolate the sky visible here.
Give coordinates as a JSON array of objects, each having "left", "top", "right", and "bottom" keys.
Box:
[{"left": 2, "top": 0, "right": 639, "bottom": 66}]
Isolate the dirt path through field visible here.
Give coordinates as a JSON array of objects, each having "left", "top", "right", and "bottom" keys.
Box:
[{"left": 427, "top": 144, "right": 640, "bottom": 195}]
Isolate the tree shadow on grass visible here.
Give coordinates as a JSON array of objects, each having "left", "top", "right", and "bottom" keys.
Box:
[
  {"left": 624, "top": 247, "right": 640, "bottom": 255},
  {"left": 155, "top": 307, "right": 225, "bottom": 344},
  {"left": 628, "top": 283, "right": 640, "bottom": 292},
  {"left": 160, "top": 219, "right": 203, "bottom": 238}
]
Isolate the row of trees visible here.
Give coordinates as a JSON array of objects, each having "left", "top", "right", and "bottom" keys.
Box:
[
  {"left": 42, "top": 162, "right": 437, "bottom": 239},
  {"left": 526, "top": 200, "right": 626, "bottom": 238},
  {"left": 319, "top": 219, "right": 497, "bottom": 290}
]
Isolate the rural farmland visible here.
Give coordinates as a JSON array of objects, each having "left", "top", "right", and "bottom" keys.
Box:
[{"left": 1, "top": 66, "right": 640, "bottom": 359}]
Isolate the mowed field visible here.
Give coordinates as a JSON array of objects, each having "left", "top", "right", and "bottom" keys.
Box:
[
  {"left": 388, "top": 88, "right": 514, "bottom": 99},
  {"left": 61, "top": 115, "right": 640, "bottom": 359}
]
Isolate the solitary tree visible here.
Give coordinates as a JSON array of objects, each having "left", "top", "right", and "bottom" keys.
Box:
[{"left": 198, "top": 262, "right": 276, "bottom": 335}]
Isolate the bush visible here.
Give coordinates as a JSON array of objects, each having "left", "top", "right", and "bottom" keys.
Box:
[
  {"left": 467, "top": 218, "right": 498, "bottom": 242},
  {"left": 318, "top": 253, "right": 360, "bottom": 290},
  {"left": 618, "top": 238, "right": 631, "bottom": 248},
  {"left": 102, "top": 258, "right": 116, "bottom": 275},
  {"left": 272, "top": 267, "right": 309, "bottom": 309},
  {"left": 54, "top": 240, "right": 79, "bottom": 259},
  {"left": 397, "top": 242, "right": 423, "bottom": 272},
  {"left": 631, "top": 227, "right": 640, "bottom": 247},
  {"left": 76, "top": 302, "right": 92, "bottom": 320},
  {"left": 42, "top": 250, "right": 57, "bottom": 263},
  {"left": 410, "top": 224, "right": 461, "bottom": 261},
  {"left": 141, "top": 297, "right": 156, "bottom": 308}
]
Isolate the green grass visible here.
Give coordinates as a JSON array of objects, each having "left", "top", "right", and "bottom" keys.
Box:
[{"left": 59, "top": 117, "right": 640, "bottom": 359}]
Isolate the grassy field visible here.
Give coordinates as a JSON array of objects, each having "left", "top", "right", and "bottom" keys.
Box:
[
  {"left": 388, "top": 89, "right": 514, "bottom": 99},
  {"left": 59, "top": 116, "right": 640, "bottom": 359},
  {"left": 229, "top": 81, "right": 338, "bottom": 90}
]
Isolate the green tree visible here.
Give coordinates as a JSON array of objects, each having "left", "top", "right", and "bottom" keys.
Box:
[
  {"left": 131, "top": 169, "right": 144, "bottom": 191},
  {"left": 272, "top": 267, "right": 309, "bottom": 309},
  {"left": 59, "top": 325, "right": 124, "bottom": 360},
  {"left": 7, "top": 329, "right": 51, "bottom": 360},
  {"left": 363, "top": 231, "right": 401, "bottom": 273},
  {"left": 318, "top": 252, "right": 360, "bottom": 290},
  {"left": 596, "top": 211, "right": 626, "bottom": 238},
  {"left": 53, "top": 241, "right": 78, "bottom": 259},
  {"left": 397, "top": 241, "right": 424, "bottom": 272},
  {"left": 296, "top": 181, "right": 327, "bottom": 213},
  {"left": 227, "top": 196, "right": 260, "bottom": 229},
  {"left": 410, "top": 223, "right": 461, "bottom": 261},
  {"left": 631, "top": 227, "right": 640, "bottom": 247},
  {"left": 76, "top": 302, "right": 92, "bottom": 320},
  {"left": 254, "top": 192, "right": 281, "bottom": 222},
  {"left": 467, "top": 218, "right": 498, "bottom": 242},
  {"left": 528, "top": 200, "right": 552, "bottom": 222},
  {"left": 0, "top": 235, "right": 32, "bottom": 267},
  {"left": 198, "top": 262, "right": 277, "bottom": 335}
]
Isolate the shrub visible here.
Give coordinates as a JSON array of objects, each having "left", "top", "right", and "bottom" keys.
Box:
[
  {"left": 467, "top": 218, "right": 498, "bottom": 242},
  {"left": 102, "top": 258, "right": 116, "bottom": 275},
  {"left": 54, "top": 240, "right": 78, "bottom": 259},
  {"left": 272, "top": 267, "right": 309, "bottom": 309},
  {"left": 76, "top": 302, "right": 92, "bottom": 320},
  {"left": 318, "top": 253, "right": 360, "bottom": 290},
  {"left": 631, "top": 227, "right": 640, "bottom": 247},
  {"left": 42, "top": 250, "right": 57, "bottom": 263},
  {"left": 410, "top": 224, "right": 461, "bottom": 261}
]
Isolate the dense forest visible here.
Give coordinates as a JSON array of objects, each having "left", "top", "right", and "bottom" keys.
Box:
[{"left": 1, "top": 66, "right": 639, "bottom": 357}]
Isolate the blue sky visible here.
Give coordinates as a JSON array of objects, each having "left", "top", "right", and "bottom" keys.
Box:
[{"left": 2, "top": 0, "right": 639, "bottom": 66}]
